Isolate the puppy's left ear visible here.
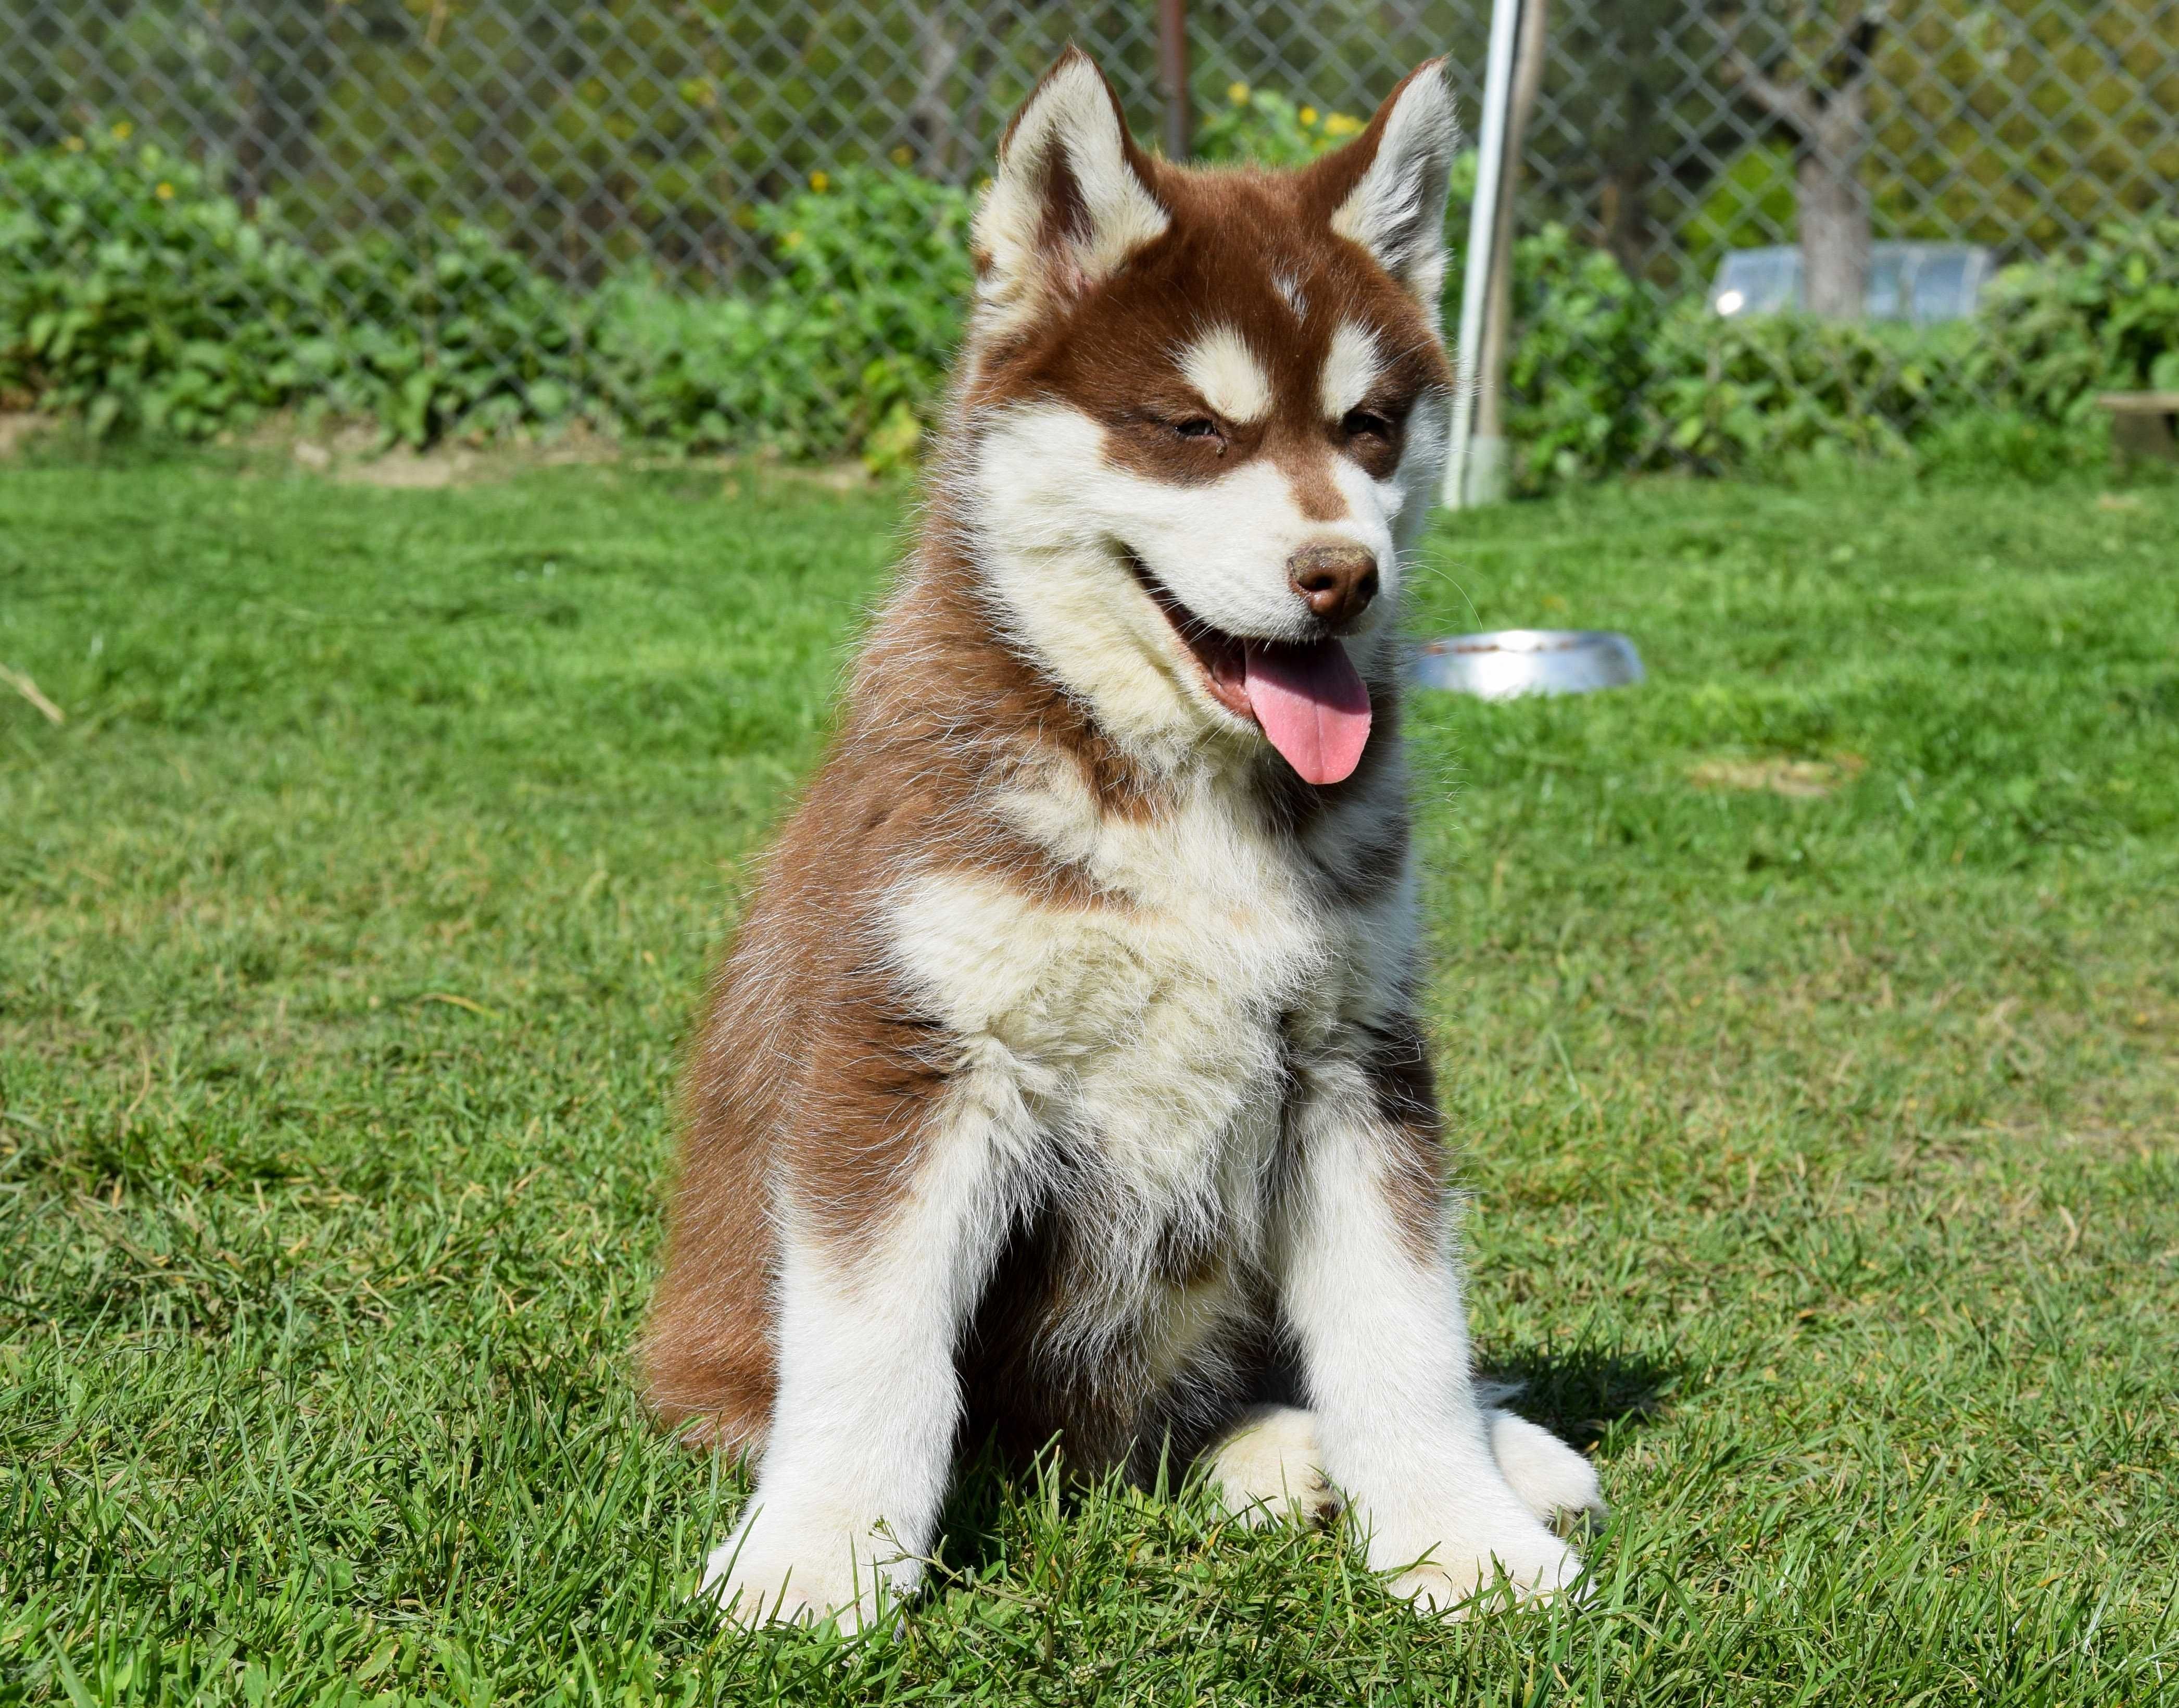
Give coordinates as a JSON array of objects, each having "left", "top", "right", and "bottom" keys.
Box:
[
  {"left": 1304, "top": 60, "right": 1459, "bottom": 313},
  {"left": 973, "top": 47, "right": 1169, "bottom": 325}
]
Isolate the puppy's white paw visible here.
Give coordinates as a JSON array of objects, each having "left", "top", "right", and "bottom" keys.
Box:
[
  {"left": 1203, "top": 1405, "right": 1343, "bottom": 1527},
  {"left": 1378, "top": 1503, "right": 1585, "bottom": 1622},
  {"left": 1488, "top": 1408, "right": 1607, "bottom": 1529},
  {"left": 700, "top": 1516, "right": 906, "bottom": 1634}
]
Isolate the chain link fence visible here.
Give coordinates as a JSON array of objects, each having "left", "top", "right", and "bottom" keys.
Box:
[{"left": 5, "top": 0, "right": 2176, "bottom": 456}]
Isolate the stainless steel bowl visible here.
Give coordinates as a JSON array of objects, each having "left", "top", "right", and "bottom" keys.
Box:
[{"left": 1412, "top": 629, "right": 1645, "bottom": 700}]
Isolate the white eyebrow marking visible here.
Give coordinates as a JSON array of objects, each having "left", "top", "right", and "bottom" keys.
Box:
[
  {"left": 1319, "top": 321, "right": 1384, "bottom": 419},
  {"left": 1177, "top": 324, "right": 1275, "bottom": 425},
  {"left": 1273, "top": 272, "right": 1307, "bottom": 320}
]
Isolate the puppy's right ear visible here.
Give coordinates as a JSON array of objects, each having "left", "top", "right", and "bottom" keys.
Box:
[{"left": 972, "top": 47, "right": 1169, "bottom": 326}]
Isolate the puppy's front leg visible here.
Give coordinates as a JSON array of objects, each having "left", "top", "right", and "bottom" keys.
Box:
[
  {"left": 1276, "top": 1043, "right": 1584, "bottom": 1618},
  {"left": 706, "top": 1121, "right": 1009, "bottom": 1632}
]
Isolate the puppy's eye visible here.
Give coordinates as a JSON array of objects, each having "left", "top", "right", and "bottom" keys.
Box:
[
  {"left": 1174, "top": 417, "right": 1220, "bottom": 440},
  {"left": 1342, "top": 409, "right": 1396, "bottom": 442}
]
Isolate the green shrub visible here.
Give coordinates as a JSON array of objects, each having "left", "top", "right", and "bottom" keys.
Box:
[
  {"left": 1973, "top": 217, "right": 2179, "bottom": 425},
  {"left": 741, "top": 167, "right": 975, "bottom": 454},
  {"left": 1193, "top": 83, "right": 1365, "bottom": 166},
  {"left": 1491, "top": 229, "right": 2005, "bottom": 488},
  {"left": 0, "top": 129, "right": 330, "bottom": 437},
  {"left": 4, "top": 120, "right": 2174, "bottom": 482},
  {"left": 0, "top": 131, "right": 585, "bottom": 447},
  {"left": 1497, "top": 222, "right": 1664, "bottom": 488},
  {"left": 0, "top": 134, "right": 975, "bottom": 459},
  {"left": 584, "top": 280, "right": 777, "bottom": 451},
  {"left": 319, "top": 227, "right": 580, "bottom": 446},
  {"left": 1497, "top": 215, "right": 2179, "bottom": 488},
  {"left": 587, "top": 168, "right": 972, "bottom": 460},
  {"left": 1640, "top": 305, "right": 1979, "bottom": 472}
]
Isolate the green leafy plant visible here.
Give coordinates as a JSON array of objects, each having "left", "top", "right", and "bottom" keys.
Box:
[
  {"left": 1973, "top": 217, "right": 2179, "bottom": 423},
  {"left": 584, "top": 280, "right": 777, "bottom": 451},
  {"left": 740, "top": 167, "right": 975, "bottom": 453},
  {"left": 586, "top": 168, "right": 973, "bottom": 460},
  {"left": 4, "top": 119, "right": 2173, "bottom": 482},
  {"left": 0, "top": 128, "right": 330, "bottom": 437},
  {"left": 1193, "top": 83, "right": 1364, "bottom": 166},
  {"left": 1494, "top": 222, "right": 1666, "bottom": 488},
  {"left": 1639, "top": 305, "right": 1980, "bottom": 472},
  {"left": 319, "top": 226, "right": 580, "bottom": 447},
  {"left": 0, "top": 136, "right": 974, "bottom": 458},
  {"left": 1494, "top": 214, "right": 2179, "bottom": 487}
]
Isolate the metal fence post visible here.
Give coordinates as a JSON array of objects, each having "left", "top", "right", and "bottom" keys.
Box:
[{"left": 1445, "top": 0, "right": 1521, "bottom": 511}]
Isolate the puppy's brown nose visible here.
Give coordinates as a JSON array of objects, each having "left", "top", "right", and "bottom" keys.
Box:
[{"left": 1289, "top": 543, "right": 1379, "bottom": 629}]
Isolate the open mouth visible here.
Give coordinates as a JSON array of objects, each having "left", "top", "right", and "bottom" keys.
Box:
[{"left": 1126, "top": 553, "right": 1374, "bottom": 787}]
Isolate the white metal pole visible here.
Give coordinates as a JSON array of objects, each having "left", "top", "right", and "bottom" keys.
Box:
[{"left": 1443, "top": 0, "right": 1521, "bottom": 510}]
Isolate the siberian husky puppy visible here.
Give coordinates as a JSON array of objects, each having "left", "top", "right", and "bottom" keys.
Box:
[{"left": 644, "top": 47, "right": 1606, "bottom": 1631}]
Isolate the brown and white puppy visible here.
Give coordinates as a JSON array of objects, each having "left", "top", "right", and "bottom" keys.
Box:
[{"left": 642, "top": 48, "right": 1606, "bottom": 1631}]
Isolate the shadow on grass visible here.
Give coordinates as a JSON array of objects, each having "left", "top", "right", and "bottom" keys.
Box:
[
  {"left": 924, "top": 1438, "right": 1037, "bottom": 1590},
  {"left": 1482, "top": 1340, "right": 1680, "bottom": 1451},
  {"left": 925, "top": 1344, "right": 1675, "bottom": 1587}
]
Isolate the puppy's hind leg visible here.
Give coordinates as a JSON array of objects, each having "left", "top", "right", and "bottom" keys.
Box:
[
  {"left": 1202, "top": 1405, "right": 1343, "bottom": 1527},
  {"left": 1202, "top": 1405, "right": 1601, "bottom": 1535}
]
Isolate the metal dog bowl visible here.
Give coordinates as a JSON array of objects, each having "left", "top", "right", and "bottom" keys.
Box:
[{"left": 1413, "top": 630, "right": 1645, "bottom": 700}]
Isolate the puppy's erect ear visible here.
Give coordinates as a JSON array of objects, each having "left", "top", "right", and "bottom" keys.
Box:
[
  {"left": 972, "top": 47, "right": 1169, "bottom": 326},
  {"left": 1303, "top": 60, "right": 1459, "bottom": 315}
]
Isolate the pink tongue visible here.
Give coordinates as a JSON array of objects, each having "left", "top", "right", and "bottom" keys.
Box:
[{"left": 1242, "top": 639, "right": 1372, "bottom": 786}]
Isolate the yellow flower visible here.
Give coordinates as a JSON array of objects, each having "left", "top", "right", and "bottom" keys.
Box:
[
  {"left": 111, "top": 120, "right": 132, "bottom": 140},
  {"left": 155, "top": 181, "right": 174, "bottom": 200},
  {"left": 1228, "top": 82, "right": 1250, "bottom": 104},
  {"left": 1323, "top": 111, "right": 1361, "bottom": 137},
  {"left": 1300, "top": 106, "right": 1318, "bottom": 126},
  {"left": 62, "top": 135, "right": 84, "bottom": 153},
  {"left": 782, "top": 230, "right": 803, "bottom": 249},
  {"left": 808, "top": 170, "right": 829, "bottom": 192},
  {"left": 890, "top": 145, "right": 913, "bottom": 167}
]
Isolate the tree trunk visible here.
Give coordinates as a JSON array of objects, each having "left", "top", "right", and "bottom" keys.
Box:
[
  {"left": 1724, "top": 8, "right": 1884, "bottom": 320},
  {"left": 1596, "top": 67, "right": 1659, "bottom": 283},
  {"left": 905, "top": 3, "right": 964, "bottom": 179},
  {"left": 1796, "top": 86, "right": 1871, "bottom": 318}
]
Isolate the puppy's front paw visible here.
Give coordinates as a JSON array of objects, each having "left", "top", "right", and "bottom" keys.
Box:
[
  {"left": 700, "top": 1517, "right": 904, "bottom": 1634},
  {"left": 1488, "top": 1408, "right": 1607, "bottom": 1530},
  {"left": 1380, "top": 1509, "right": 1584, "bottom": 1622}
]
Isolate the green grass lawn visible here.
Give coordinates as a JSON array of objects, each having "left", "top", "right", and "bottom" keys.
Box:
[{"left": 4, "top": 450, "right": 2176, "bottom": 1705}]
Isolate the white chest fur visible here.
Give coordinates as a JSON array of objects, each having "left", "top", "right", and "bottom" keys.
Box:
[{"left": 882, "top": 768, "right": 1415, "bottom": 1283}]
